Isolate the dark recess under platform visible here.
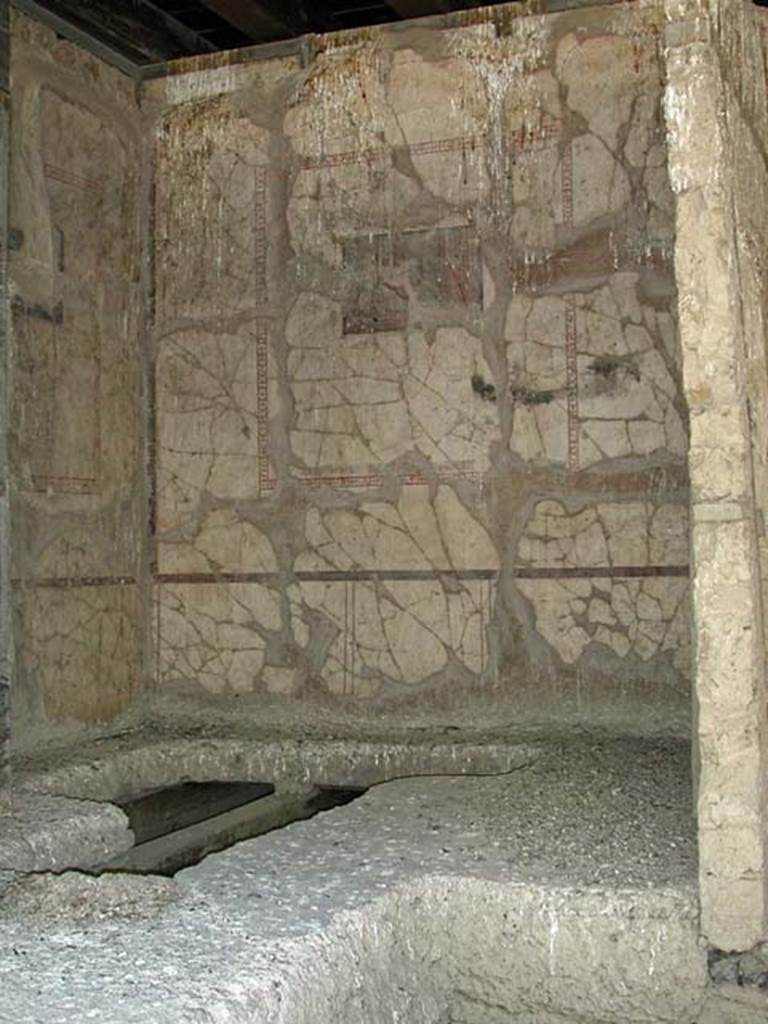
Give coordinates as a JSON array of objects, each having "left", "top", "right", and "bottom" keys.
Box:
[
  {"left": 117, "top": 780, "right": 277, "bottom": 844},
  {"left": 107, "top": 780, "right": 365, "bottom": 875}
]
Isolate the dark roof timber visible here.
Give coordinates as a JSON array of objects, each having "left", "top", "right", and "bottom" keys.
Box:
[
  {"left": 13, "top": 0, "right": 253, "bottom": 66},
  {"left": 383, "top": 0, "right": 446, "bottom": 15},
  {"left": 12, "top": 0, "right": 600, "bottom": 80},
  {"left": 13, "top": 0, "right": 160, "bottom": 74},
  {"left": 200, "top": 1, "right": 299, "bottom": 41}
]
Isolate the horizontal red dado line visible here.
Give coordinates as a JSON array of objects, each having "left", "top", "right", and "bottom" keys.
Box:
[
  {"left": 14, "top": 566, "right": 691, "bottom": 589},
  {"left": 155, "top": 566, "right": 690, "bottom": 585},
  {"left": 514, "top": 565, "right": 691, "bottom": 579},
  {"left": 11, "top": 575, "right": 137, "bottom": 588}
]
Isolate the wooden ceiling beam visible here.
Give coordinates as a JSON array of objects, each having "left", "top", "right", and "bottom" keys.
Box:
[
  {"left": 140, "top": 0, "right": 218, "bottom": 53},
  {"left": 382, "top": 0, "right": 445, "bottom": 17},
  {"left": 17, "top": 0, "right": 213, "bottom": 63},
  {"left": 199, "top": 0, "right": 296, "bottom": 41}
]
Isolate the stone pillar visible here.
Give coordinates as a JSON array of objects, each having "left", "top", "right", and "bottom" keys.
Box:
[
  {"left": 665, "top": 0, "right": 768, "bottom": 951},
  {"left": 0, "top": 0, "right": 9, "bottom": 816}
]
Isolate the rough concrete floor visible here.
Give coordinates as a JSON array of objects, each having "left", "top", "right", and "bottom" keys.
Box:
[
  {"left": 0, "top": 738, "right": 713, "bottom": 1024},
  {"left": 467, "top": 736, "right": 696, "bottom": 888}
]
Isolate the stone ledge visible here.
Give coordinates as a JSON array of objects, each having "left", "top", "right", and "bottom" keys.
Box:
[
  {"left": 0, "top": 794, "right": 132, "bottom": 873},
  {"left": 15, "top": 735, "right": 542, "bottom": 801}
]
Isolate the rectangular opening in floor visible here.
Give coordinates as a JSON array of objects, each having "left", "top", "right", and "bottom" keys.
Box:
[{"left": 104, "top": 781, "right": 367, "bottom": 875}]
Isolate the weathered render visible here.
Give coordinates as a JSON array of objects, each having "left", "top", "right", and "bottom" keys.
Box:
[
  {"left": 145, "top": 0, "right": 691, "bottom": 739},
  {"left": 8, "top": 11, "right": 148, "bottom": 750},
  {"left": 3, "top": 0, "right": 768, "bottom": 1016},
  {"left": 664, "top": 0, "right": 768, "bottom": 952},
  {"left": 0, "top": 0, "right": 9, "bottom": 814}
]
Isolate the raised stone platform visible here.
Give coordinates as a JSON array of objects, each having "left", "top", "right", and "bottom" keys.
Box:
[
  {"left": 2, "top": 738, "right": 745, "bottom": 1024},
  {"left": 14, "top": 731, "right": 542, "bottom": 800},
  {"left": 0, "top": 794, "right": 132, "bottom": 876}
]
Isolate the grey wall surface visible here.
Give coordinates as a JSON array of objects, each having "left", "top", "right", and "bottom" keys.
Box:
[
  {"left": 0, "top": 0, "right": 11, "bottom": 813},
  {"left": 9, "top": 10, "right": 147, "bottom": 756}
]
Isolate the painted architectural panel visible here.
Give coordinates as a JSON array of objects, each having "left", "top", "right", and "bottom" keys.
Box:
[
  {"left": 148, "top": 0, "right": 691, "bottom": 732},
  {"left": 155, "top": 100, "right": 270, "bottom": 323},
  {"left": 9, "top": 12, "right": 145, "bottom": 747}
]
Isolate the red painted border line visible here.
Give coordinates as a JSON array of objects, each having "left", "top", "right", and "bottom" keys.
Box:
[
  {"left": 255, "top": 321, "right": 271, "bottom": 496},
  {"left": 293, "top": 471, "right": 486, "bottom": 489},
  {"left": 513, "top": 565, "right": 689, "bottom": 580},
  {"left": 565, "top": 299, "right": 579, "bottom": 473},
  {"left": 155, "top": 566, "right": 690, "bottom": 585},
  {"left": 254, "top": 165, "right": 268, "bottom": 307},
  {"left": 13, "top": 575, "right": 137, "bottom": 588},
  {"left": 261, "top": 464, "right": 487, "bottom": 496},
  {"left": 28, "top": 476, "right": 99, "bottom": 493},
  {"left": 301, "top": 135, "right": 484, "bottom": 171},
  {"left": 561, "top": 140, "right": 574, "bottom": 229},
  {"left": 560, "top": 138, "right": 579, "bottom": 474},
  {"left": 155, "top": 571, "right": 278, "bottom": 585},
  {"left": 509, "top": 118, "right": 561, "bottom": 154},
  {"left": 44, "top": 163, "right": 102, "bottom": 194},
  {"left": 282, "top": 465, "right": 485, "bottom": 491},
  {"left": 18, "top": 566, "right": 691, "bottom": 590}
]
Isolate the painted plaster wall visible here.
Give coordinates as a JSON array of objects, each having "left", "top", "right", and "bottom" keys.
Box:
[
  {"left": 146, "top": 0, "right": 691, "bottom": 735},
  {"left": 664, "top": 0, "right": 768, "bottom": 953},
  {"left": 8, "top": 12, "right": 148, "bottom": 751}
]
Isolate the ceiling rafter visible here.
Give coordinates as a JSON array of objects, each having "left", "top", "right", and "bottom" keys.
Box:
[
  {"left": 139, "top": 0, "right": 218, "bottom": 53},
  {"left": 15, "top": 0, "right": 219, "bottom": 62},
  {"left": 18, "top": 0, "right": 502, "bottom": 72},
  {"left": 382, "top": 0, "right": 446, "bottom": 17},
  {"left": 199, "top": 0, "right": 298, "bottom": 41}
]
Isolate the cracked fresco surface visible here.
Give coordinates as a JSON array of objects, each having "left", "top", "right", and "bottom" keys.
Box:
[
  {"left": 517, "top": 500, "right": 690, "bottom": 668},
  {"left": 9, "top": 13, "right": 145, "bottom": 746},
  {"left": 286, "top": 301, "right": 496, "bottom": 485},
  {"left": 148, "top": 0, "right": 691, "bottom": 732},
  {"left": 156, "top": 322, "right": 273, "bottom": 536},
  {"left": 156, "top": 99, "right": 270, "bottom": 323},
  {"left": 19, "top": 585, "right": 140, "bottom": 723}
]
